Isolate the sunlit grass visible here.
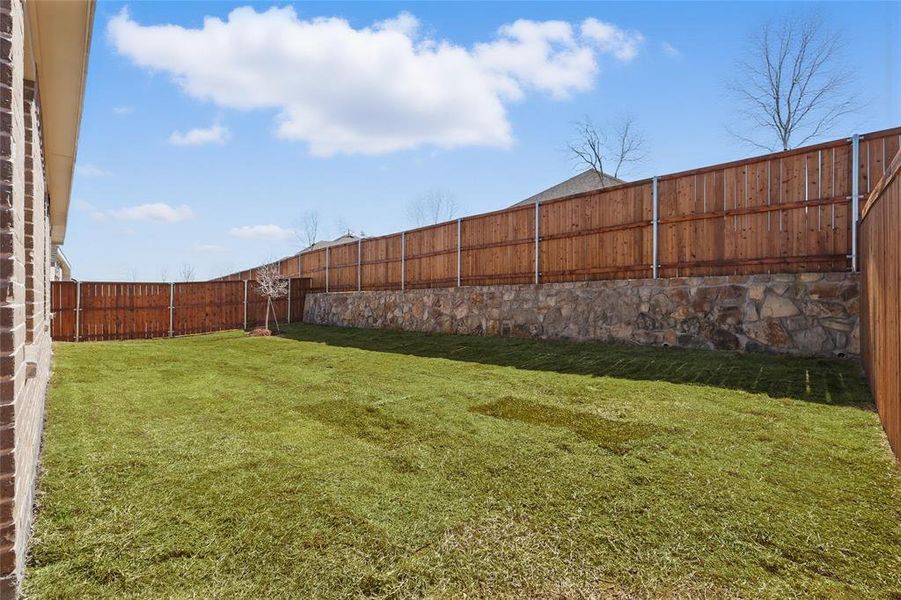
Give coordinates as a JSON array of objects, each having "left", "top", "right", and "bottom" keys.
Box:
[{"left": 25, "top": 324, "right": 901, "bottom": 599}]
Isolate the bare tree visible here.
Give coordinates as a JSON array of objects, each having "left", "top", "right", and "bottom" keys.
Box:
[
  {"left": 568, "top": 116, "right": 646, "bottom": 185},
  {"left": 254, "top": 263, "right": 288, "bottom": 332},
  {"left": 334, "top": 217, "right": 356, "bottom": 237},
  {"left": 159, "top": 267, "right": 169, "bottom": 282},
  {"left": 178, "top": 263, "right": 196, "bottom": 282},
  {"left": 406, "top": 191, "right": 458, "bottom": 226},
  {"left": 296, "top": 210, "right": 320, "bottom": 250},
  {"left": 728, "top": 15, "right": 855, "bottom": 151}
]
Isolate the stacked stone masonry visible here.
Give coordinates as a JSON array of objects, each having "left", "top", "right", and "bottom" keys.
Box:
[{"left": 305, "top": 272, "right": 860, "bottom": 358}]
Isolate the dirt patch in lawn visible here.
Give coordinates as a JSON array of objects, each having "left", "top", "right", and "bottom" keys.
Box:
[{"left": 471, "top": 396, "right": 659, "bottom": 454}]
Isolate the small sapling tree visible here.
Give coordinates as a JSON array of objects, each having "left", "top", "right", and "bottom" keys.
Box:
[{"left": 255, "top": 263, "right": 288, "bottom": 333}]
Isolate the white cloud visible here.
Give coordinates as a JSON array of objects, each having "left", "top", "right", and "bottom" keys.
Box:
[
  {"left": 74, "top": 199, "right": 107, "bottom": 220},
  {"left": 580, "top": 18, "right": 644, "bottom": 62},
  {"left": 113, "top": 105, "right": 134, "bottom": 115},
  {"left": 76, "top": 163, "right": 111, "bottom": 177},
  {"left": 107, "top": 203, "right": 196, "bottom": 223},
  {"left": 194, "top": 243, "right": 227, "bottom": 253},
  {"left": 474, "top": 20, "right": 597, "bottom": 100},
  {"left": 227, "top": 224, "right": 295, "bottom": 240},
  {"left": 78, "top": 199, "right": 196, "bottom": 223},
  {"left": 169, "top": 123, "right": 230, "bottom": 145},
  {"left": 108, "top": 7, "right": 644, "bottom": 156},
  {"left": 374, "top": 11, "right": 420, "bottom": 37},
  {"left": 661, "top": 41, "right": 681, "bottom": 58}
]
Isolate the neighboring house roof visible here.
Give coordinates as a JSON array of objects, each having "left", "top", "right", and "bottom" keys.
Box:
[
  {"left": 511, "top": 169, "right": 625, "bottom": 207},
  {"left": 25, "top": 1, "right": 95, "bottom": 245},
  {"left": 296, "top": 233, "right": 360, "bottom": 254}
]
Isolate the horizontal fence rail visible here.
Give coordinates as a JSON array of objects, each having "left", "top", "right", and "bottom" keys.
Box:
[
  {"left": 860, "top": 148, "right": 901, "bottom": 460},
  {"left": 51, "top": 278, "right": 311, "bottom": 342},
  {"left": 215, "top": 127, "right": 900, "bottom": 291}
]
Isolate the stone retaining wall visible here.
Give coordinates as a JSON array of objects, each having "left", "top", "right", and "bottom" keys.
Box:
[{"left": 304, "top": 272, "right": 859, "bottom": 357}]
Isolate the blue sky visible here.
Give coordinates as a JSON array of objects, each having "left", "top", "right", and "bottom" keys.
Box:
[{"left": 68, "top": 1, "right": 898, "bottom": 280}]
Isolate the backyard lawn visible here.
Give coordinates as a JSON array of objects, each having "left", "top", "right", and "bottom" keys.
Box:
[{"left": 25, "top": 324, "right": 901, "bottom": 599}]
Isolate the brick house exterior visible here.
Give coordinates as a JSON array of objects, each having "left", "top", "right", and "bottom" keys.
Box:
[{"left": 0, "top": 1, "right": 92, "bottom": 596}]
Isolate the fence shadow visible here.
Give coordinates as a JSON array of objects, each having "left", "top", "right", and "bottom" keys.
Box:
[{"left": 280, "top": 323, "right": 872, "bottom": 408}]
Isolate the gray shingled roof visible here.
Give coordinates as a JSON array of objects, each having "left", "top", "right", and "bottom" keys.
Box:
[
  {"left": 296, "top": 233, "right": 360, "bottom": 255},
  {"left": 511, "top": 170, "right": 625, "bottom": 207}
]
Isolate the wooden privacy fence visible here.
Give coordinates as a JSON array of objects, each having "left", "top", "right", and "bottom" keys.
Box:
[
  {"left": 51, "top": 278, "right": 310, "bottom": 342},
  {"left": 860, "top": 148, "right": 901, "bottom": 460},
  {"left": 217, "top": 127, "right": 900, "bottom": 290}
]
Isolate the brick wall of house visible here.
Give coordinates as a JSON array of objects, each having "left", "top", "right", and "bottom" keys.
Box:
[
  {"left": 0, "top": 0, "right": 26, "bottom": 593},
  {"left": 0, "top": 0, "right": 54, "bottom": 595}
]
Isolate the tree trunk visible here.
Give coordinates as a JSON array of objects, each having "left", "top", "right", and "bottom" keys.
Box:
[
  {"left": 272, "top": 300, "right": 281, "bottom": 333},
  {"left": 265, "top": 298, "right": 271, "bottom": 331}
]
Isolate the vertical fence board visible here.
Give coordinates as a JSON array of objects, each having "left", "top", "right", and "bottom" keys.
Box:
[{"left": 860, "top": 148, "right": 901, "bottom": 460}]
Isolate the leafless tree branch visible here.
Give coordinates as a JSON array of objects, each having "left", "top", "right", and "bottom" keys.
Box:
[
  {"left": 569, "top": 116, "right": 646, "bottom": 185},
  {"left": 179, "top": 263, "right": 195, "bottom": 282},
  {"left": 407, "top": 191, "right": 458, "bottom": 226},
  {"left": 296, "top": 210, "right": 320, "bottom": 250},
  {"left": 728, "top": 14, "right": 855, "bottom": 151}
]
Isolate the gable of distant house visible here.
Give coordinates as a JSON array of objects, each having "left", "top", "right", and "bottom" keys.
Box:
[
  {"left": 511, "top": 170, "right": 625, "bottom": 207},
  {"left": 297, "top": 233, "right": 361, "bottom": 255}
]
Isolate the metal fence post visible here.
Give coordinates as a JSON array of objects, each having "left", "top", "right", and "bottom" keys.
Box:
[
  {"left": 243, "top": 280, "right": 248, "bottom": 329},
  {"left": 325, "top": 246, "right": 330, "bottom": 293},
  {"left": 851, "top": 133, "right": 860, "bottom": 272},
  {"left": 357, "top": 238, "right": 362, "bottom": 291},
  {"left": 652, "top": 176, "right": 659, "bottom": 279},
  {"left": 168, "top": 283, "right": 174, "bottom": 337},
  {"left": 534, "top": 201, "right": 540, "bottom": 284},
  {"left": 401, "top": 231, "right": 406, "bottom": 291},
  {"left": 456, "top": 218, "right": 462, "bottom": 287},
  {"left": 74, "top": 281, "right": 81, "bottom": 342}
]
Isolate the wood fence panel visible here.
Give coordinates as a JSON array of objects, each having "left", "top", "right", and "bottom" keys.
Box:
[
  {"left": 462, "top": 206, "right": 535, "bottom": 286},
  {"left": 658, "top": 141, "right": 854, "bottom": 277},
  {"left": 50, "top": 281, "right": 77, "bottom": 341},
  {"left": 361, "top": 234, "right": 402, "bottom": 290},
  {"left": 328, "top": 242, "right": 359, "bottom": 292},
  {"left": 78, "top": 282, "right": 170, "bottom": 341},
  {"left": 173, "top": 281, "right": 244, "bottom": 336},
  {"left": 212, "top": 128, "right": 900, "bottom": 291},
  {"left": 300, "top": 249, "right": 327, "bottom": 292},
  {"left": 50, "top": 278, "right": 311, "bottom": 341},
  {"left": 405, "top": 222, "right": 457, "bottom": 289},
  {"left": 540, "top": 182, "right": 652, "bottom": 282},
  {"left": 289, "top": 278, "right": 310, "bottom": 321},
  {"left": 860, "top": 148, "right": 901, "bottom": 460},
  {"left": 279, "top": 256, "right": 299, "bottom": 278}
]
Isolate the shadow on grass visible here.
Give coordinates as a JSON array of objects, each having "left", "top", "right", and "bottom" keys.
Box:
[{"left": 280, "top": 323, "right": 872, "bottom": 407}]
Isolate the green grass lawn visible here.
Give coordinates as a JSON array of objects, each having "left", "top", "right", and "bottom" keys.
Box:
[{"left": 25, "top": 324, "right": 901, "bottom": 599}]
